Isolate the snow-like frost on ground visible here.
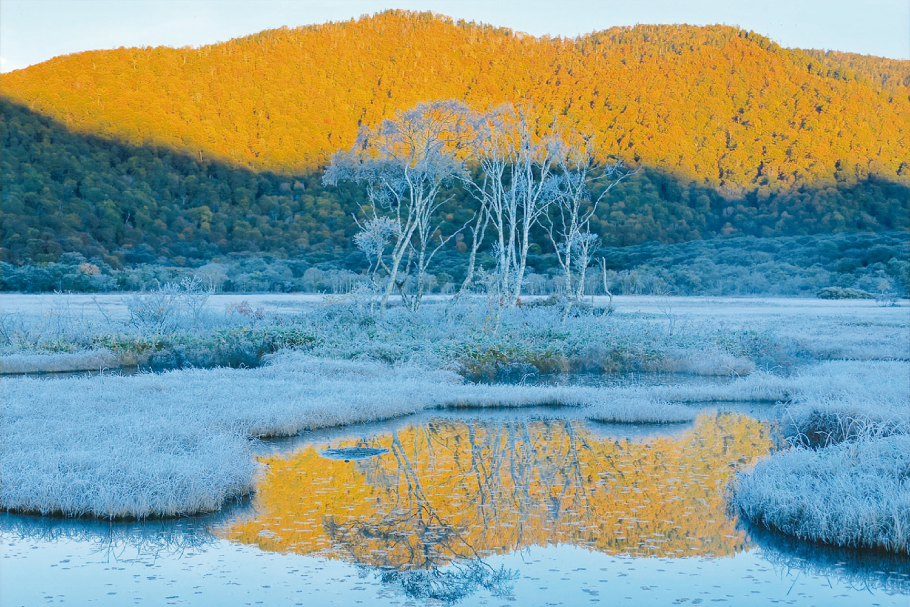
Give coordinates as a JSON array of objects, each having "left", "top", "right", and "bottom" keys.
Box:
[
  {"left": 1, "top": 354, "right": 704, "bottom": 518},
  {"left": 732, "top": 360, "right": 910, "bottom": 554}
]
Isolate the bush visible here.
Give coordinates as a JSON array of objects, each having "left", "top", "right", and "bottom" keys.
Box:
[{"left": 816, "top": 286, "right": 874, "bottom": 299}]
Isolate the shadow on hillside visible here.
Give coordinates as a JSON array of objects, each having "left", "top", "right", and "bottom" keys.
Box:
[{"left": 2, "top": 97, "right": 907, "bottom": 272}]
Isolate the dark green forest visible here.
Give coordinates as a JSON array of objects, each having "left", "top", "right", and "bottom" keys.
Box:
[
  {"left": 2, "top": 229, "right": 906, "bottom": 298},
  {"left": 2, "top": 98, "right": 907, "bottom": 287}
]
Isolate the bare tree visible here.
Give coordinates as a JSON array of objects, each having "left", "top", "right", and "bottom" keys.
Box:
[
  {"left": 599, "top": 257, "right": 616, "bottom": 315},
  {"left": 325, "top": 101, "right": 637, "bottom": 311},
  {"left": 352, "top": 215, "right": 400, "bottom": 309},
  {"left": 324, "top": 100, "right": 471, "bottom": 312},
  {"left": 545, "top": 141, "right": 638, "bottom": 307},
  {"left": 571, "top": 227, "right": 600, "bottom": 302},
  {"left": 463, "top": 105, "right": 561, "bottom": 304},
  {"left": 457, "top": 201, "right": 490, "bottom": 295}
]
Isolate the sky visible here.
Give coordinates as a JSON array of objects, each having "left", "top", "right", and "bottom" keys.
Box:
[{"left": 1, "top": 0, "right": 908, "bottom": 73}]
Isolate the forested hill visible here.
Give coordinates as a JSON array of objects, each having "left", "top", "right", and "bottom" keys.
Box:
[
  {"left": 3, "top": 97, "right": 907, "bottom": 269},
  {"left": 2, "top": 11, "right": 908, "bottom": 188},
  {"left": 1, "top": 11, "right": 908, "bottom": 270}
]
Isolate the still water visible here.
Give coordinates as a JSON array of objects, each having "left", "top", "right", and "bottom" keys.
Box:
[{"left": 3, "top": 408, "right": 908, "bottom": 606}]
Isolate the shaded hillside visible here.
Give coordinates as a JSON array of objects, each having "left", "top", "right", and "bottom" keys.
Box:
[
  {"left": 2, "top": 11, "right": 907, "bottom": 196},
  {"left": 0, "top": 99, "right": 362, "bottom": 266},
  {"left": 3, "top": 99, "right": 907, "bottom": 270}
]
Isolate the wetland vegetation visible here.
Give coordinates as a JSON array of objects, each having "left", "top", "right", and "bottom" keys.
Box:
[
  {"left": 2, "top": 293, "right": 907, "bottom": 562},
  {"left": 1, "top": 11, "right": 908, "bottom": 604}
]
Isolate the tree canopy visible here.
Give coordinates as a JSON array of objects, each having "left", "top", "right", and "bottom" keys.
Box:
[
  {"left": 1, "top": 12, "right": 907, "bottom": 277},
  {"left": 2, "top": 11, "right": 906, "bottom": 190}
]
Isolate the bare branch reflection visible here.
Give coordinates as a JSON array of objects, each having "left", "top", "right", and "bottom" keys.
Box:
[
  {"left": 0, "top": 503, "right": 244, "bottom": 560},
  {"left": 218, "top": 413, "right": 778, "bottom": 602}
]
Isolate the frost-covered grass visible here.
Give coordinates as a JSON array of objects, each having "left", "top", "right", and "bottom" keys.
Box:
[
  {"left": 3, "top": 293, "right": 909, "bottom": 556},
  {"left": 775, "top": 360, "right": 910, "bottom": 446},
  {"left": 650, "top": 371, "right": 798, "bottom": 403},
  {"left": 4, "top": 294, "right": 906, "bottom": 376},
  {"left": 1, "top": 354, "right": 700, "bottom": 519},
  {"left": 8, "top": 353, "right": 901, "bottom": 522},
  {"left": 733, "top": 361, "right": 910, "bottom": 554},
  {"left": 735, "top": 436, "right": 910, "bottom": 554},
  {"left": 584, "top": 396, "right": 697, "bottom": 424},
  {"left": 0, "top": 349, "right": 118, "bottom": 374}
]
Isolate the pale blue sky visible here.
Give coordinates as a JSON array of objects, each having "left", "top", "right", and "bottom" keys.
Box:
[{"left": 1, "top": 0, "right": 907, "bottom": 73}]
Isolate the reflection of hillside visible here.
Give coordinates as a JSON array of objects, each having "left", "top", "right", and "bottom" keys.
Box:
[{"left": 218, "top": 414, "right": 772, "bottom": 566}]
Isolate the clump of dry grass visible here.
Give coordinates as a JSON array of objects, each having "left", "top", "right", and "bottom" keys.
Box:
[{"left": 735, "top": 436, "right": 910, "bottom": 554}]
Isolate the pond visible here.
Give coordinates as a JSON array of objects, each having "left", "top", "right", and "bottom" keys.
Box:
[{"left": 2, "top": 407, "right": 908, "bottom": 606}]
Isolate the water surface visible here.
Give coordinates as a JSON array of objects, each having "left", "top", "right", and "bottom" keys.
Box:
[{"left": 3, "top": 409, "right": 907, "bottom": 606}]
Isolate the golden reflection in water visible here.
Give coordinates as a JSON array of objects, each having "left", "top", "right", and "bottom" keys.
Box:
[{"left": 217, "top": 413, "right": 773, "bottom": 568}]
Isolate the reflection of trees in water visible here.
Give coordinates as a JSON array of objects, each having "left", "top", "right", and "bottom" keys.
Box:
[
  {"left": 321, "top": 418, "right": 628, "bottom": 571},
  {"left": 744, "top": 521, "right": 910, "bottom": 595},
  {"left": 322, "top": 427, "right": 521, "bottom": 601},
  {"left": 220, "top": 414, "right": 775, "bottom": 568},
  {"left": 376, "top": 559, "right": 518, "bottom": 603}
]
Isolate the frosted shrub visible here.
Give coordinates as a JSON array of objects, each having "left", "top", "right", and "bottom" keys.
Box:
[
  {"left": 123, "top": 284, "right": 183, "bottom": 333},
  {"left": 178, "top": 276, "right": 212, "bottom": 326},
  {"left": 816, "top": 287, "right": 874, "bottom": 300},
  {"left": 123, "top": 278, "right": 216, "bottom": 335}
]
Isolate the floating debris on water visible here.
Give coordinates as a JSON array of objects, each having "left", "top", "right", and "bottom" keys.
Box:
[{"left": 321, "top": 447, "right": 389, "bottom": 460}]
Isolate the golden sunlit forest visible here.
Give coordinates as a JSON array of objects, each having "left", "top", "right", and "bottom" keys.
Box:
[
  {"left": 1, "top": 10, "right": 908, "bottom": 281},
  {"left": 4, "top": 10, "right": 908, "bottom": 184}
]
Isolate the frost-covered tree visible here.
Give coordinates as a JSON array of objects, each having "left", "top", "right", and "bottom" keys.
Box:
[
  {"left": 352, "top": 216, "right": 400, "bottom": 290},
  {"left": 462, "top": 105, "right": 562, "bottom": 304},
  {"left": 326, "top": 100, "right": 640, "bottom": 310},
  {"left": 324, "top": 100, "right": 471, "bottom": 312},
  {"left": 570, "top": 228, "right": 600, "bottom": 301},
  {"left": 546, "top": 142, "right": 638, "bottom": 305},
  {"left": 302, "top": 267, "right": 325, "bottom": 292}
]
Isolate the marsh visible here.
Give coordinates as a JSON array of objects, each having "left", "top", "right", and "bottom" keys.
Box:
[{"left": 1, "top": 294, "right": 908, "bottom": 605}]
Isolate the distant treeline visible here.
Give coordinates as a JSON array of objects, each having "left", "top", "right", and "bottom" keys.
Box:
[
  {"left": 2, "top": 98, "right": 907, "bottom": 272},
  {"left": 597, "top": 230, "right": 909, "bottom": 297},
  {"left": 3, "top": 231, "right": 906, "bottom": 298}
]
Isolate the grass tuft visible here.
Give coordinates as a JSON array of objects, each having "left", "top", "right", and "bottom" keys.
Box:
[
  {"left": 585, "top": 396, "right": 697, "bottom": 424},
  {"left": 735, "top": 436, "right": 910, "bottom": 554},
  {"left": 733, "top": 360, "right": 910, "bottom": 554}
]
